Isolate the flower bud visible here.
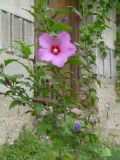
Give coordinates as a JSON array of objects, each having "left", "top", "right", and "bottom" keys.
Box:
[{"left": 76, "top": 13, "right": 82, "bottom": 20}]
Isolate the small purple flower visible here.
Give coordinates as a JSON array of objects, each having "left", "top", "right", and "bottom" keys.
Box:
[{"left": 73, "top": 122, "right": 81, "bottom": 132}]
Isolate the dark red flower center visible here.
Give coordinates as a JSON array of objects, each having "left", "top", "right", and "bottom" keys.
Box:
[{"left": 51, "top": 45, "right": 61, "bottom": 55}]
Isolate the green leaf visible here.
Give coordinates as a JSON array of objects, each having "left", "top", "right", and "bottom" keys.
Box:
[
  {"left": 37, "top": 123, "right": 47, "bottom": 135},
  {"left": 15, "top": 40, "right": 32, "bottom": 57},
  {"left": 67, "top": 57, "right": 81, "bottom": 65},
  {"left": 44, "top": 7, "right": 55, "bottom": 12},
  {"left": 52, "top": 23, "right": 72, "bottom": 32},
  {"left": 63, "top": 127, "right": 72, "bottom": 136},
  {"left": 100, "top": 147, "right": 112, "bottom": 157},
  {"left": 4, "top": 59, "right": 17, "bottom": 67},
  {"left": 62, "top": 153, "right": 74, "bottom": 160},
  {"left": 37, "top": 122, "right": 53, "bottom": 135},
  {"left": 64, "top": 95, "right": 74, "bottom": 105},
  {"left": 47, "top": 18, "right": 55, "bottom": 30},
  {"left": 55, "top": 9, "right": 68, "bottom": 15},
  {"left": 0, "top": 79, "right": 5, "bottom": 85},
  {"left": 33, "top": 103, "right": 43, "bottom": 118},
  {"left": 5, "top": 74, "right": 23, "bottom": 83},
  {"left": 9, "top": 99, "right": 22, "bottom": 109},
  {"left": 53, "top": 138, "right": 65, "bottom": 149}
]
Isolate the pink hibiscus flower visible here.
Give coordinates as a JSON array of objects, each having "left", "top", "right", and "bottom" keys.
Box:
[{"left": 38, "top": 32, "right": 77, "bottom": 68}]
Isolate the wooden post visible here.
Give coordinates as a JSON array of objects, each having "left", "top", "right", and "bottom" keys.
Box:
[{"left": 69, "top": 0, "right": 80, "bottom": 99}]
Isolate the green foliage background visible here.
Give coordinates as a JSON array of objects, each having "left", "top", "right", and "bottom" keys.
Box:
[{"left": 0, "top": 129, "right": 119, "bottom": 160}]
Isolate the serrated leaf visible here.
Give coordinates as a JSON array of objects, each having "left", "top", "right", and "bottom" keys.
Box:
[{"left": 9, "top": 99, "right": 22, "bottom": 109}]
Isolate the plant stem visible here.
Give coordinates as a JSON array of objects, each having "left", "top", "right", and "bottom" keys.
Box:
[
  {"left": 59, "top": 148, "right": 62, "bottom": 160},
  {"left": 39, "top": 10, "right": 49, "bottom": 32},
  {"left": 61, "top": 73, "right": 66, "bottom": 121}
]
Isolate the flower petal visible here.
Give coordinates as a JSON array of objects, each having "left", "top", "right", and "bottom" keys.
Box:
[
  {"left": 39, "top": 33, "right": 54, "bottom": 48},
  {"left": 56, "top": 32, "right": 77, "bottom": 56},
  {"left": 38, "top": 49, "right": 52, "bottom": 62},
  {"left": 51, "top": 54, "right": 68, "bottom": 68},
  {"left": 55, "top": 32, "right": 71, "bottom": 45},
  {"left": 63, "top": 44, "right": 77, "bottom": 57}
]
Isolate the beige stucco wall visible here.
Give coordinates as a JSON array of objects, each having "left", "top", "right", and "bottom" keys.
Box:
[
  {"left": 97, "top": 77, "right": 120, "bottom": 145},
  {"left": 0, "top": 95, "right": 34, "bottom": 144},
  {"left": 95, "top": 8, "right": 119, "bottom": 144}
]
